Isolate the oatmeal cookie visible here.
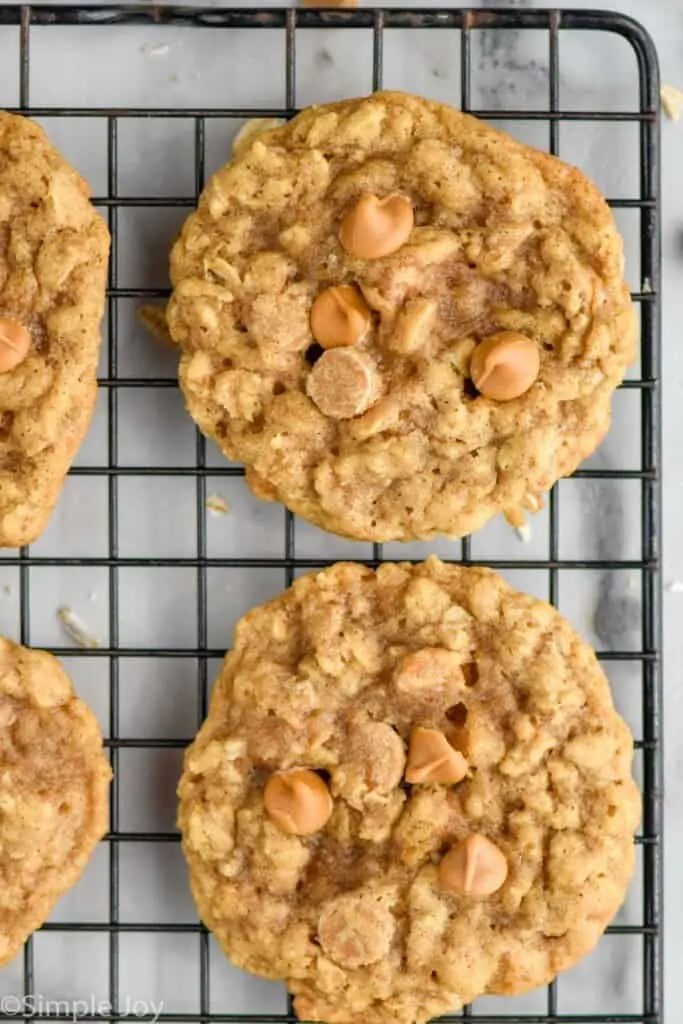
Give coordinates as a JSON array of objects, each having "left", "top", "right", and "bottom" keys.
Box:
[
  {"left": 0, "top": 112, "right": 110, "bottom": 547},
  {"left": 167, "top": 92, "right": 636, "bottom": 542},
  {"left": 0, "top": 637, "right": 111, "bottom": 963},
  {"left": 178, "top": 557, "right": 640, "bottom": 1024}
]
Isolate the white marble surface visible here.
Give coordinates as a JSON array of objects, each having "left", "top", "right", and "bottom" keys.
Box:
[{"left": 0, "top": 0, "right": 679, "bottom": 1020}]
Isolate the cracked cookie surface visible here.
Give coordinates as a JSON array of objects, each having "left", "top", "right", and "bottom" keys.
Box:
[
  {"left": 178, "top": 557, "right": 640, "bottom": 1024},
  {"left": 168, "top": 91, "right": 636, "bottom": 542},
  {"left": 0, "top": 637, "right": 111, "bottom": 964},
  {"left": 0, "top": 112, "right": 109, "bottom": 547}
]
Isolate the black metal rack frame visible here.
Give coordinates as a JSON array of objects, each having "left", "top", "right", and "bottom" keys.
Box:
[{"left": 0, "top": 6, "right": 662, "bottom": 1024}]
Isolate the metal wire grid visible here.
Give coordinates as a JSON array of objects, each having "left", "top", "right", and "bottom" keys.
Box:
[{"left": 0, "top": 5, "right": 662, "bottom": 1024}]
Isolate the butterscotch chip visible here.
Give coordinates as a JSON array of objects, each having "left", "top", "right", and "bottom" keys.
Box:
[
  {"left": 0, "top": 637, "right": 111, "bottom": 965},
  {"left": 178, "top": 557, "right": 641, "bottom": 1024},
  {"left": 306, "top": 347, "right": 379, "bottom": 419},
  {"left": 470, "top": 331, "right": 540, "bottom": 401},
  {"left": 0, "top": 319, "right": 31, "bottom": 374},
  {"left": 405, "top": 726, "right": 468, "bottom": 784},
  {"left": 310, "top": 285, "right": 371, "bottom": 349},
  {"left": 0, "top": 113, "right": 109, "bottom": 548},
  {"left": 339, "top": 193, "right": 414, "bottom": 260},
  {"left": 264, "top": 768, "right": 333, "bottom": 835},
  {"left": 168, "top": 92, "right": 636, "bottom": 542},
  {"left": 439, "top": 834, "right": 508, "bottom": 896}
]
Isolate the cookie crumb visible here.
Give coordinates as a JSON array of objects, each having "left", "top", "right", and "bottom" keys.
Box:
[
  {"left": 661, "top": 84, "right": 683, "bottom": 122},
  {"left": 207, "top": 494, "right": 230, "bottom": 517},
  {"left": 514, "top": 523, "right": 532, "bottom": 544},
  {"left": 141, "top": 42, "right": 170, "bottom": 58},
  {"left": 57, "top": 608, "right": 100, "bottom": 649},
  {"left": 665, "top": 580, "right": 683, "bottom": 594}
]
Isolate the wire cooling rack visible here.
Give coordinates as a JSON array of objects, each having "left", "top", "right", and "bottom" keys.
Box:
[{"left": 0, "top": 6, "right": 662, "bottom": 1024}]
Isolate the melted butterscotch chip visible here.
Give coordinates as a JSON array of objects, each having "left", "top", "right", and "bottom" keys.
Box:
[
  {"left": 339, "top": 193, "right": 414, "bottom": 260},
  {"left": 405, "top": 727, "right": 468, "bottom": 784},
  {"left": 306, "top": 347, "right": 380, "bottom": 418},
  {"left": 264, "top": 768, "right": 333, "bottom": 835},
  {"left": 310, "top": 285, "right": 371, "bottom": 349},
  {"left": 439, "top": 834, "right": 508, "bottom": 896},
  {"left": 469, "top": 331, "right": 540, "bottom": 401}
]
